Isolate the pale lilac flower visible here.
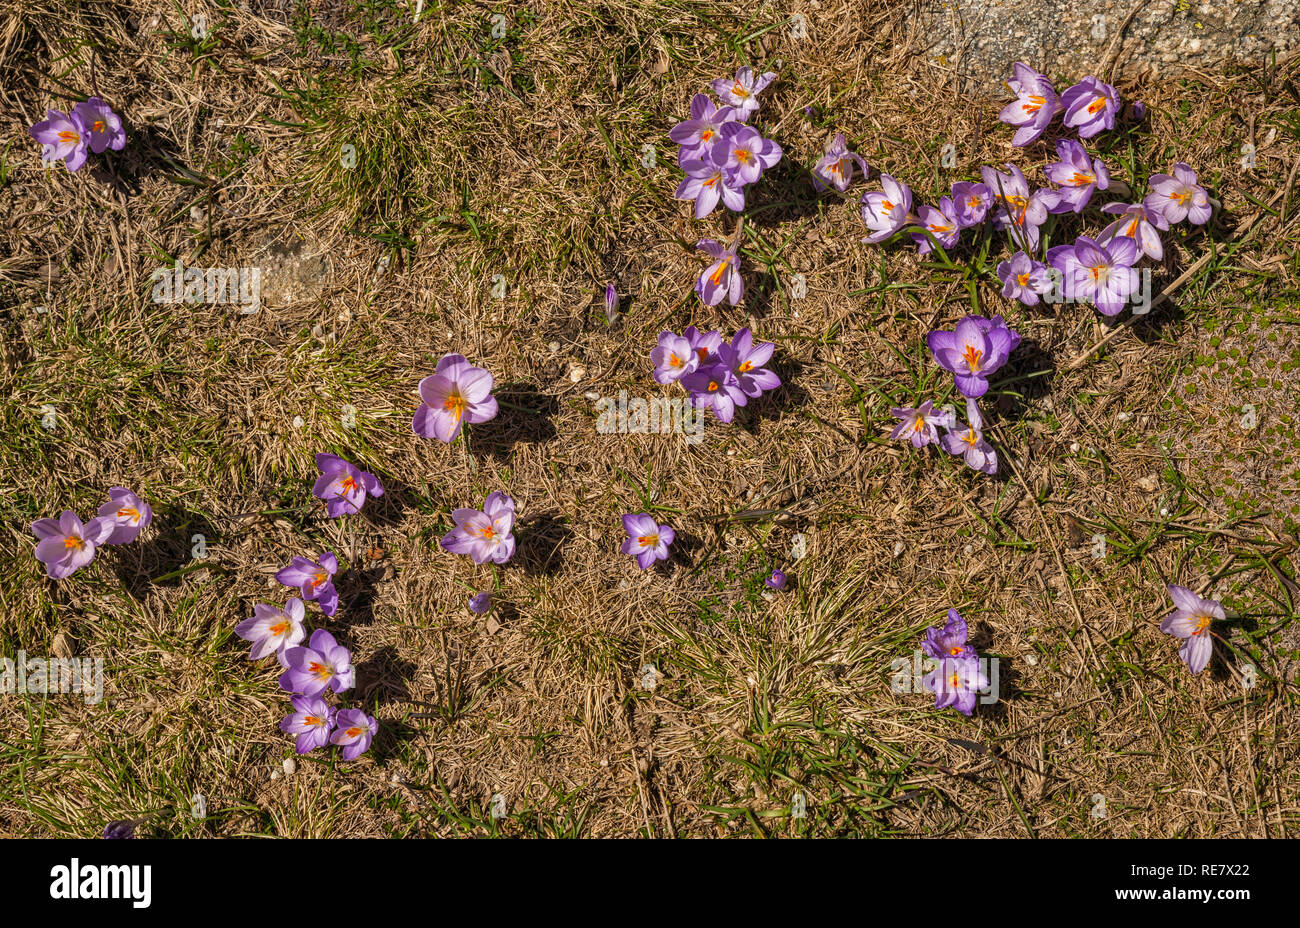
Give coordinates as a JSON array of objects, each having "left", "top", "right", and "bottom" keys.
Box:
[
  {"left": 275, "top": 552, "right": 340, "bottom": 616},
  {"left": 1145, "top": 163, "right": 1212, "bottom": 225},
  {"left": 927, "top": 314, "right": 1020, "bottom": 398},
  {"left": 669, "top": 94, "right": 739, "bottom": 160},
  {"left": 96, "top": 487, "right": 152, "bottom": 544},
  {"left": 675, "top": 158, "right": 746, "bottom": 218},
  {"left": 235, "top": 598, "right": 307, "bottom": 664},
  {"left": 1161, "top": 585, "right": 1223, "bottom": 674},
  {"left": 29, "top": 109, "right": 89, "bottom": 171},
  {"left": 941, "top": 420, "right": 998, "bottom": 475},
  {"left": 812, "top": 133, "right": 868, "bottom": 192},
  {"left": 711, "top": 122, "right": 782, "bottom": 187},
  {"left": 652, "top": 331, "right": 700, "bottom": 384},
  {"left": 889, "top": 400, "right": 953, "bottom": 448},
  {"left": 694, "top": 239, "right": 743, "bottom": 307},
  {"left": 441, "top": 491, "right": 516, "bottom": 565},
  {"left": 1044, "top": 138, "right": 1110, "bottom": 213},
  {"left": 998, "top": 62, "right": 1060, "bottom": 146},
  {"left": 912, "top": 196, "right": 960, "bottom": 255},
  {"left": 682, "top": 363, "right": 747, "bottom": 423},
  {"left": 711, "top": 67, "right": 776, "bottom": 120},
  {"left": 620, "top": 513, "right": 674, "bottom": 569},
  {"left": 951, "top": 181, "right": 992, "bottom": 228},
  {"left": 280, "top": 695, "right": 337, "bottom": 754},
  {"left": 923, "top": 655, "right": 989, "bottom": 715},
  {"left": 720, "top": 327, "right": 779, "bottom": 397},
  {"left": 922, "top": 609, "right": 976, "bottom": 660},
  {"left": 279, "top": 629, "right": 355, "bottom": 696},
  {"left": 685, "top": 326, "right": 724, "bottom": 368},
  {"left": 330, "top": 709, "right": 378, "bottom": 760},
  {"left": 1099, "top": 201, "right": 1168, "bottom": 260},
  {"left": 468, "top": 591, "right": 492, "bottom": 614},
  {"left": 764, "top": 569, "right": 788, "bottom": 591},
  {"left": 31, "top": 511, "right": 113, "bottom": 579},
  {"left": 1061, "top": 75, "right": 1120, "bottom": 139},
  {"left": 860, "top": 174, "right": 915, "bottom": 243},
  {"left": 1046, "top": 235, "right": 1140, "bottom": 316},
  {"left": 313, "top": 453, "right": 383, "bottom": 518},
  {"left": 413, "top": 353, "right": 498, "bottom": 443},
  {"left": 72, "top": 97, "right": 126, "bottom": 153},
  {"left": 981, "top": 164, "right": 1058, "bottom": 251},
  {"left": 996, "top": 251, "right": 1053, "bottom": 306}
]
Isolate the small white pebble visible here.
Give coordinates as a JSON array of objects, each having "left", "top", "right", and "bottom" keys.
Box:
[
  {"left": 1116, "top": 411, "right": 1131, "bottom": 421},
  {"left": 282, "top": 757, "right": 296, "bottom": 776},
  {"left": 270, "top": 769, "right": 282, "bottom": 781},
  {"left": 893, "top": 540, "right": 905, "bottom": 557},
  {"left": 292, "top": 415, "right": 304, "bottom": 429},
  {"left": 568, "top": 365, "right": 585, "bottom": 383},
  {"left": 1025, "top": 653, "right": 1039, "bottom": 666},
  {"left": 548, "top": 341, "right": 560, "bottom": 353},
  {"left": 963, "top": 544, "right": 973, "bottom": 555},
  {"left": 1160, "top": 507, "right": 1169, "bottom": 517},
  {"left": 584, "top": 390, "right": 599, "bottom": 402},
  {"left": 1069, "top": 442, "right": 1081, "bottom": 453}
]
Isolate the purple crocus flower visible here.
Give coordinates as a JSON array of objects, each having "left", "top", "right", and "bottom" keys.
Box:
[
  {"left": 923, "top": 655, "right": 989, "bottom": 716},
  {"left": 313, "top": 453, "right": 383, "bottom": 518},
  {"left": 951, "top": 181, "right": 992, "bottom": 228},
  {"left": 1046, "top": 235, "right": 1140, "bottom": 316},
  {"left": 685, "top": 326, "right": 724, "bottom": 368},
  {"left": 922, "top": 609, "right": 977, "bottom": 660},
  {"left": 29, "top": 109, "right": 89, "bottom": 171},
  {"left": 651, "top": 330, "right": 700, "bottom": 384},
  {"left": 275, "top": 552, "right": 340, "bottom": 616},
  {"left": 620, "top": 513, "right": 674, "bottom": 569},
  {"left": 860, "top": 174, "right": 915, "bottom": 243},
  {"left": 468, "top": 591, "right": 493, "bottom": 614},
  {"left": 694, "top": 239, "right": 743, "bottom": 307},
  {"left": 981, "top": 164, "right": 1058, "bottom": 251},
  {"left": 675, "top": 158, "right": 746, "bottom": 218},
  {"left": 1145, "top": 163, "right": 1212, "bottom": 226},
  {"left": 1161, "top": 585, "right": 1223, "bottom": 674},
  {"left": 669, "top": 94, "right": 739, "bottom": 160},
  {"left": 811, "top": 133, "right": 869, "bottom": 192},
  {"left": 996, "top": 251, "right": 1053, "bottom": 306},
  {"left": 1098, "top": 201, "right": 1168, "bottom": 261},
  {"left": 1044, "top": 138, "right": 1110, "bottom": 213},
  {"left": 912, "top": 196, "right": 961, "bottom": 255},
  {"left": 682, "top": 363, "right": 748, "bottom": 423},
  {"left": 711, "top": 122, "right": 782, "bottom": 187},
  {"left": 440, "top": 491, "right": 516, "bottom": 565},
  {"left": 280, "top": 695, "right": 337, "bottom": 754},
  {"left": 998, "top": 62, "right": 1060, "bottom": 146},
  {"left": 279, "top": 629, "right": 356, "bottom": 696},
  {"left": 235, "top": 598, "right": 308, "bottom": 664},
  {"left": 941, "top": 420, "right": 998, "bottom": 474},
  {"left": 764, "top": 569, "right": 788, "bottom": 591},
  {"left": 330, "top": 709, "right": 378, "bottom": 760},
  {"left": 102, "top": 820, "right": 137, "bottom": 839},
  {"left": 1060, "top": 75, "right": 1120, "bottom": 139},
  {"left": 927, "top": 314, "right": 1020, "bottom": 398},
  {"left": 720, "top": 327, "right": 780, "bottom": 397},
  {"left": 710, "top": 67, "right": 777, "bottom": 120},
  {"left": 890, "top": 400, "right": 954, "bottom": 448},
  {"left": 72, "top": 97, "right": 126, "bottom": 153},
  {"left": 31, "top": 511, "right": 113, "bottom": 579},
  {"left": 413, "top": 353, "right": 498, "bottom": 443},
  {"left": 96, "top": 487, "right": 152, "bottom": 544},
  {"left": 604, "top": 284, "right": 618, "bottom": 322}
]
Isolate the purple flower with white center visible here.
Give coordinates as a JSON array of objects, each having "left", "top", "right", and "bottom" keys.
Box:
[
  {"left": 710, "top": 67, "right": 776, "bottom": 120},
  {"left": 235, "top": 598, "right": 307, "bottom": 664},
  {"left": 1046, "top": 235, "right": 1140, "bottom": 316},
  {"left": 927, "top": 314, "right": 1020, "bottom": 398},
  {"left": 1060, "top": 75, "right": 1120, "bottom": 139},
  {"left": 330, "top": 709, "right": 378, "bottom": 760},
  {"left": 31, "top": 511, "right": 113, "bottom": 579},
  {"left": 922, "top": 609, "right": 977, "bottom": 660},
  {"left": 912, "top": 196, "right": 961, "bottom": 255},
  {"left": 468, "top": 591, "right": 492, "bottom": 614},
  {"left": 694, "top": 239, "right": 743, "bottom": 307},
  {"left": 811, "top": 133, "right": 869, "bottom": 193},
  {"left": 279, "top": 628, "right": 355, "bottom": 696},
  {"left": 275, "top": 552, "right": 340, "bottom": 616},
  {"left": 951, "top": 181, "right": 992, "bottom": 228},
  {"left": 29, "top": 109, "right": 89, "bottom": 171},
  {"left": 669, "top": 94, "right": 739, "bottom": 160},
  {"left": 764, "top": 569, "right": 788, "bottom": 591},
  {"left": 96, "top": 487, "right": 152, "bottom": 545},
  {"left": 720, "top": 327, "right": 780, "bottom": 397},
  {"left": 998, "top": 62, "right": 1060, "bottom": 147},
  {"left": 1145, "top": 162, "right": 1212, "bottom": 226},
  {"left": 651, "top": 330, "right": 700, "bottom": 384},
  {"left": 620, "top": 513, "right": 674, "bottom": 569},
  {"left": 710, "top": 121, "right": 782, "bottom": 187},
  {"left": 441, "top": 491, "right": 516, "bottom": 565},
  {"left": 1099, "top": 201, "right": 1168, "bottom": 261},
  {"left": 923, "top": 655, "right": 989, "bottom": 716},
  {"left": 1044, "top": 138, "right": 1110, "bottom": 213},
  {"left": 682, "top": 363, "right": 748, "bottom": 423},
  {"left": 675, "top": 158, "right": 746, "bottom": 218},
  {"left": 996, "top": 251, "right": 1053, "bottom": 306},
  {"left": 860, "top": 174, "right": 915, "bottom": 243},
  {"left": 413, "top": 353, "right": 498, "bottom": 443},
  {"left": 72, "top": 97, "right": 126, "bottom": 153},
  {"left": 889, "top": 400, "right": 954, "bottom": 448},
  {"left": 981, "top": 164, "right": 1058, "bottom": 251},
  {"left": 685, "top": 326, "right": 724, "bottom": 368},
  {"left": 280, "top": 695, "right": 337, "bottom": 754},
  {"left": 941, "top": 420, "right": 998, "bottom": 475},
  {"left": 1161, "top": 585, "right": 1224, "bottom": 674},
  {"left": 313, "top": 453, "right": 383, "bottom": 518}
]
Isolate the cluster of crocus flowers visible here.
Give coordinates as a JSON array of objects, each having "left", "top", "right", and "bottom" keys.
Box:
[
  {"left": 672, "top": 67, "right": 781, "bottom": 218},
  {"left": 997, "top": 64, "right": 1121, "bottom": 145},
  {"left": 313, "top": 453, "right": 384, "bottom": 518},
  {"left": 441, "top": 491, "right": 516, "bottom": 565},
  {"left": 920, "top": 610, "right": 989, "bottom": 716},
  {"left": 620, "top": 513, "right": 674, "bottom": 569},
  {"left": 1161, "top": 585, "right": 1224, "bottom": 674},
  {"left": 29, "top": 97, "right": 125, "bottom": 172},
  {"left": 413, "top": 353, "right": 498, "bottom": 443},
  {"left": 31, "top": 487, "right": 152, "bottom": 579},
  {"left": 652, "top": 326, "right": 780, "bottom": 424}
]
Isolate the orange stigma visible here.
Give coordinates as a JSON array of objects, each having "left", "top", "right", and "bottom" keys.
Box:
[{"left": 962, "top": 344, "right": 983, "bottom": 372}]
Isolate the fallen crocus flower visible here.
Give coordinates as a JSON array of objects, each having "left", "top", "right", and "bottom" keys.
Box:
[
  {"left": 313, "top": 453, "right": 384, "bottom": 518},
  {"left": 235, "top": 598, "right": 308, "bottom": 664},
  {"left": 764, "top": 569, "right": 788, "bottom": 591},
  {"left": 1061, "top": 75, "right": 1120, "bottom": 139},
  {"left": 669, "top": 94, "right": 739, "bottom": 160},
  {"left": 330, "top": 709, "right": 379, "bottom": 760},
  {"left": 981, "top": 164, "right": 1058, "bottom": 251},
  {"left": 468, "top": 591, "right": 493, "bottom": 614},
  {"left": 999, "top": 62, "right": 1060, "bottom": 146},
  {"left": 927, "top": 314, "right": 1020, "bottom": 398},
  {"left": 1161, "top": 585, "right": 1224, "bottom": 674},
  {"left": 675, "top": 159, "right": 745, "bottom": 218},
  {"left": 951, "top": 181, "right": 992, "bottom": 228},
  {"left": 922, "top": 609, "right": 977, "bottom": 660},
  {"left": 275, "top": 552, "right": 340, "bottom": 616},
  {"left": 711, "top": 66, "right": 776, "bottom": 120},
  {"left": 73, "top": 97, "right": 126, "bottom": 153},
  {"left": 279, "top": 629, "right": 356, "bottom": 696},
  {"left": 912, "top": 196, "right": 961, "bottom": 255},
  {"left": 620, "top": 513, "right": 675, "bottom": 568},
  {"left": 710, "top": 121, "right": 782, "bottom": 187},
  {"left": 941, "top": 420, "right": 998, "bottom": 475},
  {"left": 1044, "top": 138, "right": 1110, "bottom": 213},
  {"left": 682, "top": 363, "right": 747, "bottom": 423},
  {"left": 1046, "top": 235, "right": 1140, "bottom": 316},
  {"left": 413, "top": 353, "right": 498, "bottom": 443},
  {"left": 441, "top": 491, "right": 516, "bottom": 565},
  {"left": 923, "top": 655, "right": 989, "bottom": 716},
  {"left": 811, "top": 133, "right": 869, "bottom": 192},
  {"left": 860, "top": 174, "right": 915, "bottom": 243},
  {"left": 890, "top": 400, "right": 954, "bottom": 448},
  {"left": 32, "top": 511, "right": 113, "bottom": 579},
  {"left": 1144, "top": 162, "right": 1212, "bottom": 226},
  {"left": 996, "top": 251, "right": 1053, "bottom": 306},
  {"left": 29, "top": 109, "right": 89, "bottom": 171},
  {"left": 694, "top": 239, "right": 743, "bottom": 307},
  {"left": 96, "top": 487, "right": 153, "bottom": 544},
  {"left": 652, "top": 330, "right": 701, "bottom": 384},
  {"left": 721, "top": 327, "right": 780, "bottom": 397},
  {"left": 280, "top": 695, "right": 337, "bottom": 754}
]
